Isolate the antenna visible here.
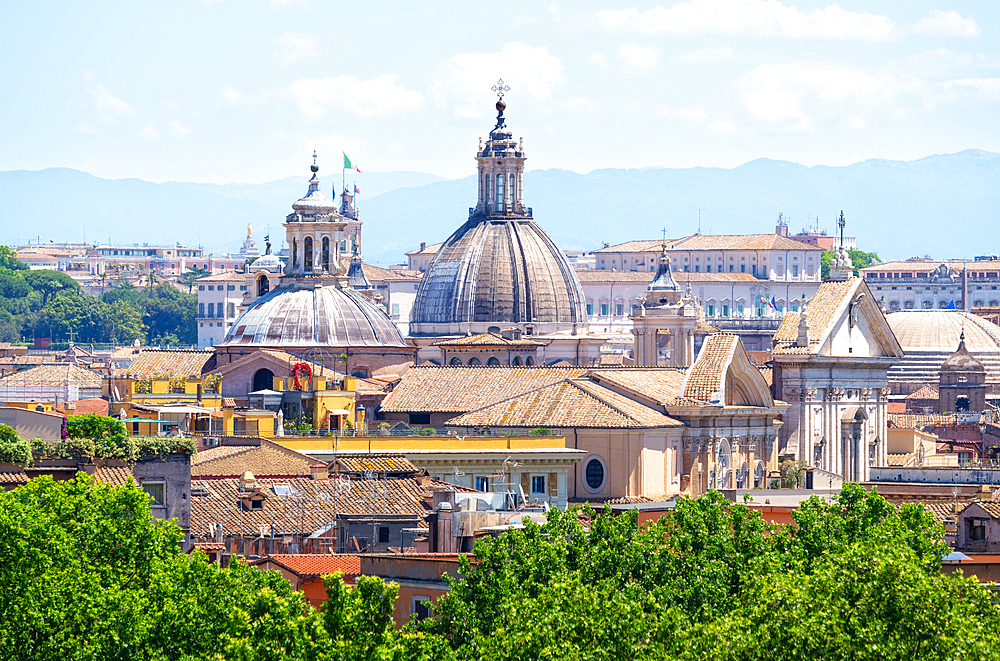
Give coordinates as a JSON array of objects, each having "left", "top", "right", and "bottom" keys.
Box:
[{"left": 698, "top": 209, "right": 701, "bottom": 235}]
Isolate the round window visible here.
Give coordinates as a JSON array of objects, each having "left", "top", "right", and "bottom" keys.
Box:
[{"left": 585, "top": 459, "right": 604, "bottom": 491}]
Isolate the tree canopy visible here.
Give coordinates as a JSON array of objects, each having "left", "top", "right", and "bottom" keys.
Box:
[
  {"left": 821, "top": 248, "right": 881, "bottom": 278},
  {"left": 0, "top": 477, "right": 996, "bottom": 661}
]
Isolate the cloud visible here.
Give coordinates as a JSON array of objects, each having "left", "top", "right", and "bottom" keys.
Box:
[
  {"left": 618, "top": 43, "right": 662, "bottom": 77},
  {"left": 585, "top": 1, "right": 898, "bottom": 42},
  {"left": 739, "top": 60, "right": 923, "bottom": 132},
  {"left": 709, "top": 120, "right": 737, "bottom": 134},
  {"left": 168, "top": 120, "right": 191, "bottom": 137},
  {"left": 317, "top": 133, "right": 363, "bottom": 161},
  {"left": 513, "top": 14, "right": 538, "bottom": 25},
  {"left": 138, "top": 124, "right": 161, "bottom": 139},
  {"left": 590, "top": 53, "right": 609, "bottom": 71},
  {"left": 270, "top": 0, "right": 310, "bottom": 8},
  {"left": 73, "top": 124, "right": 101, "bottom": 135},
  {"left": 910, "top": 10, "right": 981, "bottom": 38},
  {"left": 942, "top": 77, "right": 1000, "bottom": 98},
  {"left": 672, "top": 46, "right": 735, "bottom": 66},
  {"left": 274, "top": 32, "right": 318, "bottom": 62},
  {"left": 89, "top": 84, "right": 135, "bottom": 124},
  {"left": 288, "top": 74, "right": 424, "bottom": 117},
  {"left": 430, "top": 42, "right": 564, "bottom": 117}
]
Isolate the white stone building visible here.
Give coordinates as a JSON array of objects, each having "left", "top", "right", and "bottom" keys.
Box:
[
  {"left": 771, "top": 276, "right": 904, "bottom": 482},
  {"left": 860, "top": 258, "right": 1000, "bottom": 311},
  {"left": 196, "top": 272, "right": 250, "bottom": 349}
]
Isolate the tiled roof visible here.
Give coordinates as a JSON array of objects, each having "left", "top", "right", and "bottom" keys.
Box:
[
  {"left": 57, "top": 399, "right": 110, "bottom": 416},
  {"left": 334, "top": 454, "right": 420, "bottom": 475},
  {"left": 757, "top": 367, "right": 773, "bottom": 387},
  {"left": 192, "top": 441, "right": 322, "bottom": 478},
  {"left": 598, "top": 353, "right": 625, "bottom": 366},
  {"left": 0, "top": 363, "right": 102, "bottom": 387},
  {"left": 197, "top": 272, "right": 247, "bottom": 282},
  {"left": 380, "top": 366, "right": 591, "bottom": 414},
  {"left": 885, "top": 453, "right": 916, "bottom": 466},
  {"left": 887, "top": 413, "right": 969, "bottom": 429},
  {"left": 586, "top": 368, "right": 698, "bottom": 406},
  {"left": 976, "top": 501, "right": 1000, "bottom": 518},
  {"left": 772, "top": 278, "right": 859, "bottom": 353},
  {"left": 595, "top": 234, "right": 822, "bottom": 254},
  {"left": 254, "top": 553, "right": 362, "bottom": 578},
  {"left": 406, "top": 242, "right": 442, "bottom": 256},
  {"left": 683, "top": 334, "right": 738, "bottom": 401},
  {"left": 906, "top": 385, "right": 939, "bottom": 400},
  {"left": 433, "top": 332, "right": 544, "bottom": 347},
  {"left": 93, "top": 465, "right": 135, "bottom": 486},
  {"left": 0, "top": 471, "right": 28, "bottom": 485},
  {"left": 446, "top": 378, "right": 683, "bottom": 429},
  {"left": 361, "top": 263, "right": 422, "bottom": 282},
  {"left": 862, "top": 259, "right": 996, "bottom": 273},
  {"left": 126, "top": 349, "right": 214, "bottom": 378},
  {"left": 189, "top": 476, "right": 429, "bottom": 536}
]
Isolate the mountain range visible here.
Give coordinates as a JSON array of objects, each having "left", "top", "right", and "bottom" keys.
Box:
[{"left": 2, "top": 150, "right": 998, "bottom": 267}]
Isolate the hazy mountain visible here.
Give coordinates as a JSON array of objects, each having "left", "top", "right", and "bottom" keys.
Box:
[{"left": 2, "top": 151, "right": 998, "bottom": 267}]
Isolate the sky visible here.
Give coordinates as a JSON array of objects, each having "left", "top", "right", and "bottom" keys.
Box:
[{"left": 1, "top": 0, "right": 998, "bottom": 184}]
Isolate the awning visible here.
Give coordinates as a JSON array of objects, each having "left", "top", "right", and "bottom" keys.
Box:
[
  {"left": 120, "top": 418, "right": 168, "bottom": 424},
  {"left": 144, "top": 405, "right": 215, "bottom": 415},
  {"left": 326, "top": 408, "right": 352, "bottom": 416}
]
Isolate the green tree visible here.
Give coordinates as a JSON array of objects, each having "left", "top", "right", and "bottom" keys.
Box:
[
  {"left": 0, "top": 246, "right": 28, "bottom": 271},
  {"left": 821, "top": 248, "right": 882, "bottom": 278},
  {"left": 0, "top": 270, "right": 31, "bottom": 299},
  {"left": 181, "top": 265, "right": 211, "bottom": 294},
  {"left": 23, "top": 269, "right": 80, "bottom": 306}
]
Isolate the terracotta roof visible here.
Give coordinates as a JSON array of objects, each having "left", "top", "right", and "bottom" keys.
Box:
[
  {"left": 92, "top": 465, "right": 135, "bottom": 486},
  {"left": 975, "top": 501, "right": 1000, "bottom": 518},
  {"left": 885, "top": 453, "right": 916, "bottom": 467},
  {"left": 380, "top": 366, "right": 592, "bottom": 414},
  {"left": 905, "top": 385, "right": 939, "bottom": 400},
  {"left": 0, "top": 363, "right": 102, "bottom": 387},
  {"left": 126, "top": 349, "right": 214, "bottom": 378},
  {"left": 683, "top": 334, "right": 738, "bottom": 401},
  {"left": 432, "top": 332, "right": 544, "bottom": 347},
  {"left": 253, "top": 553, "right": 362, "bottom": 578},
  {"left": 406, "top": 242, "right": 442, "bottom": 256},
  {"left": 862, "top": 259, "right": 995, "bottom": 273},
  {"left": 757, "top": 367, "right": 773, "bottom": 387},
  {"left": 334, "top": 454, "right": 420, "bottom": 475},
  {"left": 595, "top": 234, "right": 822, "bottom": 254},
  {"left": 446, "top": 378, "right": 683, "bottom": 429},
  {"left": 192, "top": 440, "right": 322, "bottom": 479},
  {"left": 586, "top": 368, "right": 699, "bottom": 406},
  {"left": 189, "top": 476, "right": 429, "bottom": 536},
  {"left": 0, "top": 471, "right": 28, "bottom": 485},
  {"left": 772, "top": 278, "right": 859, "bottom": 353},
  {"left": 361, "top": 263, "right": 422, "bottom": 282}
]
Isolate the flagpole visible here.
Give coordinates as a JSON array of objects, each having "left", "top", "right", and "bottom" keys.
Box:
[{"left": 342, "top": 152, "right": 346, "bottom": 199}]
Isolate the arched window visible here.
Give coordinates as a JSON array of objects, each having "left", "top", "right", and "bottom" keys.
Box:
[
  {"left": 484, "top": 177, "right": 490, "bottom": 210},
  {"left": 351, "top": 367, "right": 370, "bottom": 378},
  {"left": 487, "top": 326, "right": 501, "bottom": 333},
  {"left": 468, "top": 357, "right": 481, "bottom": 366},
  {"left": 496, "top": 173, "right": 505, "bottom": 212},
  {"left": 322, "top": 237, "right": 330, "bottom": 273},
  {"left": 716, "top": 439, "right": 732, "bottom": 490},
  {"left": 509, "top": 174, "right": 516, "bottom": 206},
  {"left": 449, "top": 357, "right": 462, "bottom": 365},
  {"left": 487, "top": 357, "right": 501, "bottom": 366},
  {"left": 525, "top": 356, "right": 534, "bottom": 366},
  {"left": 252, "top": 368, "right": 274, "bottom": 393},
  {"left": 257, "top": 275, "right": 269, "bottom": 297},
  {"left": 512, "top": 356, "right": 522, "bottom": 366},
  {"left": 753, "top": 460, "right": 766, "bottom": 488},
  {"left": 292, "top": 240, "right": 298, "bottom": 269},
  {"left": 304, "top": 237, "right": 313, "bottom": 269}
]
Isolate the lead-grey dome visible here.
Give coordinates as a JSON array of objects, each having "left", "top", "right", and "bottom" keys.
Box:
[
  {"left": 222, "top": 284, "right": 406, "bottom": 348},
  {"left": 409, "top": 217, "right": 586, "bottom": 332}
]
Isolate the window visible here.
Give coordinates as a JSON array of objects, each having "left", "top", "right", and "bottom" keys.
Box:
[
  {"left": 208, "top": 285, "right": 214, "bottom": 291},
  {"left": 707, "top": 305, "right": 715, "bottom": 316},
  {"left": 304, "top": 237, "right": 313, "bottom": 269},
  {"left": 615, "top": 303, "right": 624, "bottom": 316},
  {"left": 412, "top": 597, "right": 431, "bottom": 621},
  {"left": 584, "top": 458, "right": 605, "bottom": 492},
  {"left": 208, "top": 302, "right": 215, "bottom": 318},
  {"left": 496, "top": 173, "right": 505, "bottom": 211},
  {"left": 740, "top": 264, "right": 746, "bottom": 273},
  {"left": 250, "top": 498, "right": 264, "bottom": 510},
  {"left": 475, "top": 476, "right": 491, "bottom": 491},
  {"left": 737, "top": 304, "right": 744, "bottom": 315},
  {"left": 392, "top": 303, "right": 400, "bottom": 315},
  {"left": 227, "top": 284, "right": 235, "bottom": 291},
  {"left": 531, "top": 475, "right": 546, "bottom": 494},
  {"left": 449, "top": 357, "right": 462, "bottom": 365},
  {"left": 722, "top": 304, "right": 730, "bottom": 316},
  {"left": 409, "top": 413, "right": 430, "bottom": 425},
  {"left": 228, "top": 302, "right": 235, "bottom": 318},
  {"left": 198, "top": 303, "right": 205, "bottom": 317},
  {"left": 792, "top": 265, "right": 798, "bottom": 277},
  {"left": 468, "top": 357, "right": 481, "bottom": 365},
  {"left": 586, "top": 303, "right": 594, "bottom": 316},
  {"left": 600, "top": 303, "right": 609, "bottom": 316},
  {"left": 240, "top": 285, "right": 248, "bottom": 291},
  {"left": 322, "top": 236, "right": 330, "bottom": 272},
  {"left": 378, "top": 526, "right": 390, "bottom": 544},
  {"left": 142, "top": 482, "right": 166, "bottom": 507}
]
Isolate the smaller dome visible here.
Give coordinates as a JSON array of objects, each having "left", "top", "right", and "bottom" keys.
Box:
[
  {"left": 252, "top": 253, "right": 284, "bottom": 273},
  {"left": 292, "top": 180, "right": 337, "bottom": 212},
  {"left": 941, "top": 334, "right": 986, "bottom": 372}
]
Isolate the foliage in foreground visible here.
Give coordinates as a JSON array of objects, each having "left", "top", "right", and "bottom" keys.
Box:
[
  {"left": 0, "top": 476, "right": 997, "bottom": 661},
  {"left": 0, "top": 423, "right": 196, "bottom": 466}
]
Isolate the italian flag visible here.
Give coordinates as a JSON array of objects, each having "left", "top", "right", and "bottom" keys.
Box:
[{"left": 343, "top": 153, "right": 362, "bottom": 173}]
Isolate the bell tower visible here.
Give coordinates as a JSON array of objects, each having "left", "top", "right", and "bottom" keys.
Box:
[
  {"left": 630, "top": 244, "right": 699, "bottom": 366},
  {"left": 473, "top": 80, "right": 528, "bottom": 218}
]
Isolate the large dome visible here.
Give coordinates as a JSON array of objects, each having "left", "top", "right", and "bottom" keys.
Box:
[
  {"left": 222, "top": 284, "right": 406, "bottom": 348},
  {"left": 409, "top": 217, "right": 587, "bottom": 335},
  {"left": 885, "top": 310, "right": 1000, "bottom": 385}
]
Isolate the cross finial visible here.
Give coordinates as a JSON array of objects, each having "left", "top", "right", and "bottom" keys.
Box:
[
  {"left": 491, "top": 79, "right": 510, "bottom": 99},
  {"left": 312, "top": 149, "right": 317, "bottom": 165},
  {"left": 838, "top": 210, "right": 846, "bottom": 248}
]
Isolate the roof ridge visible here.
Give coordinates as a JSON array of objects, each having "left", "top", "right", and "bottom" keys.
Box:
[{"left": 566, "top": 378, "right": 656, "bottom": 425}]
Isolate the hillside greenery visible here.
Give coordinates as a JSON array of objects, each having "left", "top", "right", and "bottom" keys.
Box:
[
  {"left": 0, "top": 249, "right": 196, "bottom": 345},
  {"left": 0, "top": 474, "right": 996, "bottom": 661}
]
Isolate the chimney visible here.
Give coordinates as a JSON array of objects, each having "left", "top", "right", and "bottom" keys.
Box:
[
  {"left": 776, "top": 224, "right": 788, "bottom": 237},
  {"left": 420, "top": 242, "right": 426, "bottom": 251},
  {"left": 978, "top": 484, "right": 992, "bottom": 502},
  {"left": 796, "top": 308, "right": 810, "bottom": 347}
]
